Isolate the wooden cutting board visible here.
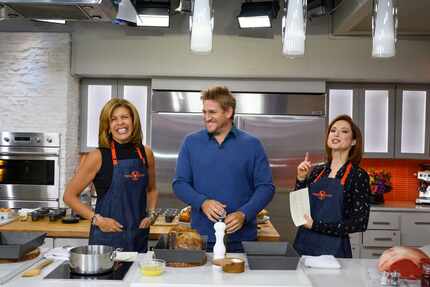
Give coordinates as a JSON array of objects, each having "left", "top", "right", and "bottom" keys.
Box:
[{"left": 0, "top": 248, "right": 40, "bottom": 264}]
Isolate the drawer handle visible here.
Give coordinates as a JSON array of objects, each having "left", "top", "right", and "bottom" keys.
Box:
[
  {"left": 372, "top": 221, "right": 390, "bottom": 225},
  {"left": 372, "top": 253, "right": 382, "bottom": 257},
  {"left": 374, "top": 237, "right": 393, "bottom": 241},
  {"left": 414, "top": 222, "right": 430, "bottom": 225}
]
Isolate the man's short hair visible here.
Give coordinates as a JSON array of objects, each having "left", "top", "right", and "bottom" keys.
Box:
[{"left": 201, "top": 86, "right": 236, "bottom": 119}]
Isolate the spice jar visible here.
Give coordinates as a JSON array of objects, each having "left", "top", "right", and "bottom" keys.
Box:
[{"left": 422, "top": 263, "right": 430, "bottom": 287}]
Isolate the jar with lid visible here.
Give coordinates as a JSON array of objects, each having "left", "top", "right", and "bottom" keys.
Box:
[{"left": 422, "top": 263, "right": 430, "bottom": 287}]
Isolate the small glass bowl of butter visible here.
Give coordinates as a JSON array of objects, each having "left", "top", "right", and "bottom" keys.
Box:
[{"left": 139, "top": 259, "right": 165, "bottom": 276}]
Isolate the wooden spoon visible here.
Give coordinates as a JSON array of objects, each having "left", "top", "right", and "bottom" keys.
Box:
[{"left": 22, "top": 259, "right": 54, "bottom": 277}]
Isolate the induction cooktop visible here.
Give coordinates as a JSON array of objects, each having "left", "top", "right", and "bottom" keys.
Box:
[{"left": 44, "top": 261, "right": 132, "bottom": 280}]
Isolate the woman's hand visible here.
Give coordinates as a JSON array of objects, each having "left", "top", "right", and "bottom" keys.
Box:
[
  {"left": 139, "top": 217, "right": 151, "bottom": 229},
  {"left": 303, "top": 214, "right": 313, "bottom": 229},
  {"left": 95, "top": 215, "right": 123, "bottom": 232},
  {"left": 297, "top": 152, "right": 312, "bottom": 181}
]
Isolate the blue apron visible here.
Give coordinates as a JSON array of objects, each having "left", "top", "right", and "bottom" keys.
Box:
[
  {"left": 89, "top": 142, "right": 149, "bottom": 252},
  {"left": 294, "top": 163, "right": 352, "bottom": 258}
]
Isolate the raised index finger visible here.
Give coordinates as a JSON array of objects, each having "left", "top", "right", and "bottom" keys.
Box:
[{"left": 304, "top": 152, "right": 309, "bottom": 162}]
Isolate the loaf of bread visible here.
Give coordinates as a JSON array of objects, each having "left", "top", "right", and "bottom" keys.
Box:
[{"left": 167, "top": 225, "right": 206, "bottom": 267}]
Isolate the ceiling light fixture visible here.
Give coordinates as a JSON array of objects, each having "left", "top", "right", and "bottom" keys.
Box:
[
  {"left": 114, "top": 0, "right": 139, "bottom": 26},
  {"left": 237, "top": 1, "right": 280, "bottom": 29},
  {"left": 372, "top": 0, "right": 397, "bottom": 58},
  {"left": 189, "top": 0, "right": 213, "bottom": 54},
  {"left": 282, "top": 0, "right": 307, "bottom": 57},
  {"left": 136, "top": 1, "right": 170, "bottom": 27}
]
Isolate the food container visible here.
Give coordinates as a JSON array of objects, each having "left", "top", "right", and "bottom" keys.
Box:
[
  {"left": 242, "top": 241, "right": 300, "bottom": 270},
  {"left": 153, "top": 234, "right": 207, "bottom": 265},
  {"left": 69, "top": 245, "right": 122, "bottom": 275},
  {"left": 0, "top": 209, "right": 15, "bottom": 220},
  {"left": 139, "top": 259, "right": 165, "bottom": 276}
]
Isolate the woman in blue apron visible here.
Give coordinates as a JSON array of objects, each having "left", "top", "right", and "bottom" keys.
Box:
[
  {"left": 64, "top": 98, "right": 158, "bottom": 252},
  {"left": 293, "top": 115, "right": 370, "bottom": 258}
]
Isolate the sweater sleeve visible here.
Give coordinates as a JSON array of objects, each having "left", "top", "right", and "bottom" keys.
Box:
[
  {"left": 238, "top": 140, "right": 275, "bottom": 223},
  {"left": 311, "top": 168, "right": 371, "bottom": 237},
  {"left": 172, "top": 137, "right": 208, "bottom": 210}
]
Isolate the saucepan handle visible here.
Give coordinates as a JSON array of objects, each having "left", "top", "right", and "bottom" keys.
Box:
[{"left": 110, "top": 248, "right": 123, "bottom": 261}]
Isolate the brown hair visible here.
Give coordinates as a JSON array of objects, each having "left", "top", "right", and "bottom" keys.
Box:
[
  {"left": 200, "top": 86, "right": 236, "bottom": 119},
  {"left": 325, "top": 114, "right": 363, "bottom": 165},
  {"left": 98, "top": 98, "right": 143, "bottom": 148}
]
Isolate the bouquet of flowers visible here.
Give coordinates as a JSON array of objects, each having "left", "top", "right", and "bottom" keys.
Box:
[{"left": 368, "top": 169, "right": 392, "bottom": 203}]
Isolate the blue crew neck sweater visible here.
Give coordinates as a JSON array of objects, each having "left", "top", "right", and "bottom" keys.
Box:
[{"left": 172, "top": 127, "right": 275, "bottom": 244}]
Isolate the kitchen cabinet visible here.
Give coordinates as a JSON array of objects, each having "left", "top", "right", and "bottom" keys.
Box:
[
  {"left": 359, "top": 206, "right": 430, "bottom": 259},
  {"left": 395, "top": 86, "right": 430, "bottom": 159},
  {"left": 80, "top": 79, "right": 150, "bottom": 152},
  {"left": 328, "top": 83, "right": 430, "bottom": 159}
]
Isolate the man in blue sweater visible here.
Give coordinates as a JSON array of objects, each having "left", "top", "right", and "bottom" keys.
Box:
[{"left": 172, "top": 86, "right": 275, "bottom": 252}]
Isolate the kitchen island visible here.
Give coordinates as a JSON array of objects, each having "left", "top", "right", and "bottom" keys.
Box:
[
  {"left": 3, "top": 252, "right": 422, "bottom": 287},
  {"left": 0, "top": 218, "right": 280, "bottom": 241}
]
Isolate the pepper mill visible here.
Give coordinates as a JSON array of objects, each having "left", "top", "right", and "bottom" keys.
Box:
[{"left": 213, "top": 221, "right": 226, "bottom": 260}]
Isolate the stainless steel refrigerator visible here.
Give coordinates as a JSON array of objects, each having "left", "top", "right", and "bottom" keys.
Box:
[{"left": 150, "top": 90, "right": 326, "bottom": 241}]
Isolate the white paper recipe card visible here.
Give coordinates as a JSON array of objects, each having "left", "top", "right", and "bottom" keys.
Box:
[{"left": 289, "top": 188, "right": 311, "bottom": 227}]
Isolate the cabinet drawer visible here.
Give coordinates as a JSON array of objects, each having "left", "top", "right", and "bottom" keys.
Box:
[
  {"left": 401, "top": 213, "right": 430, "bottom": 246},
  {"left": 363, "top": 230, "right": 400, "bottom": 247},
  {"left": 361, "top": 247, "right": 387, "bottom": 259},
  {"left": 349, "top": 232, "right": 362, "bottom": 245},
  {"left": 368, "top": 212, "right": 400, "bottom": 230}
]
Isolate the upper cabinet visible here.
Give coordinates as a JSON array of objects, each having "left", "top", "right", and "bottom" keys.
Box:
[
  {"left": 80, "top": 79, "right": 150, "bottom": 152},
  {"left": 328, "top": 83, "right": 429, "bottom": 159},
  {"left": 395, "top": 86, "right": 430, "bottom": 159}
]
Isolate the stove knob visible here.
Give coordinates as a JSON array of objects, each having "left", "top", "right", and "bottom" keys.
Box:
[
  {"left": 35, "top": 137, "right": 41, "bottom": 143},
  {"left": 46, "top": 137, "right": 52, "bottom": 143},
  {"left": 3, "top": 137, "right": 10, "bottom": 142}
]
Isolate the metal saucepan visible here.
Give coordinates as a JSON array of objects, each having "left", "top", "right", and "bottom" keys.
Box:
[{"left": 69, "top": 245, "right": 122, "bottom": 275}]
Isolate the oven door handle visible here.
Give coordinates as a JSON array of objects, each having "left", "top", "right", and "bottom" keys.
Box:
[{"left": 0, "top": 151, "right": 59, "bottom": 156}]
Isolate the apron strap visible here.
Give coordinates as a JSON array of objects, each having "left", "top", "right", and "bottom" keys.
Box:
[
  {"left": 110, "top": 142, "right": 147, "bottom": 167},
  {"left": 135, "top": 145, "right": 147, "bottom": 167},
  {"left": 111, "top": 142, "right": 118, "bottom": 166},
  {"left": 313, "top": 162, "right": 353, "bottom": 186}
]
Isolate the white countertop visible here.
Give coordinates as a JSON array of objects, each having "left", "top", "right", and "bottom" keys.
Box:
[
  {"left": 3, "top": 252, "right": 422, "bottom": 287},
  {"left": 370, "top": 201, "right": 430, "bottom": 212}
]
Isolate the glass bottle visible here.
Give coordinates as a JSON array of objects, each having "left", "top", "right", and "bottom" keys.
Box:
[{"left": 422, "top": 263, "right": 430, "bottom": 287}]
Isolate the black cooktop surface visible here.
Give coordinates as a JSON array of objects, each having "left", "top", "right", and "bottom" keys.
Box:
[{"left": 44, "top": 261, "right": 132, "bottom": 280}]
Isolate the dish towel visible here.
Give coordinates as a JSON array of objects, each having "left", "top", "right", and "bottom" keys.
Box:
[
  {"left": 44, "top": 246, "right": 72, "bottom": 261},
  {"left": 303, "top": 255, "right": 341, "bottom": 269}
]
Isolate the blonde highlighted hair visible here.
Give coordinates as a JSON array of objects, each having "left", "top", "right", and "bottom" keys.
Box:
[{"left": 98, "top": 98, "right": 143, "bottom": 148}]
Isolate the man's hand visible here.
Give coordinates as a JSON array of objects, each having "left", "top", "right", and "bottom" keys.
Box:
[
  {"left": 225, "top": 211, "right": 245, "bottom": 234},
  {"left": 201, "top": 199, "right": 226, "bottom": 222},
  {"left": 139, "top": 217, "right": 151, "bottom": 229},
  {"left": 303, "top": 214, "right": 313, "bottom": 229}
]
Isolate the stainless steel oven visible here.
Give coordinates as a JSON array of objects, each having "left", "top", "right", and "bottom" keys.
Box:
[{"left": 0, "top": 132, "right": 60, "bottom": 208}]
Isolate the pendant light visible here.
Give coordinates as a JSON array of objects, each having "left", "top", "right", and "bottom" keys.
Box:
[
  {"left": 282, "top": 0, "right": 307, "bottom": 57},
  {"left": 372, "top": 0, "right": 397, "bottom": 58},
  {"left": 190, "top": 0, "right": 214, "bottom": 54}
]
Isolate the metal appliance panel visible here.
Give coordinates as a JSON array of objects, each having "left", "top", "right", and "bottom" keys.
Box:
[
  {"left": 0, "top": 132, "right": 60, "bottom": 207},
  {"left": 151, "top": 113, "right": 204, "bottom": 194},
  {"left": 237, "top": 115, "right": 326, "bottom": 192},
  {"left": 152, "top": 90, "right": 325, "bottom": 115}
]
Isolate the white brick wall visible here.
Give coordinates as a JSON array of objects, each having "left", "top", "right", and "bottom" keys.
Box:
[{"left": 0, "top": 32, "right": 80, "bottom": 206}]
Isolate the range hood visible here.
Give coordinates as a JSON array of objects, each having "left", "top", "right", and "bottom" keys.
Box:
[{"left": 0, "top": 0, "right": 117, "bottom": 21}]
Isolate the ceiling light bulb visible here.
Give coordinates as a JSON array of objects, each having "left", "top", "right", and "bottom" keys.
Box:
[
  {"left": 190, "top": 0, "right": 213, "bottom": 54},
  {"left": 372, "top": 0, "right": 396, "bottom": 58},
  {"left": 282, "top": 0, "right": 306, "bottom": 57}
]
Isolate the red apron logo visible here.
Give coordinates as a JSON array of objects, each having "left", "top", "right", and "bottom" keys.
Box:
[
  {"left": 125, "top": 171, "right": 145, "bottom": 181},
  {"left": 312, "top": 191, "right": 333, "bottom": 201}
]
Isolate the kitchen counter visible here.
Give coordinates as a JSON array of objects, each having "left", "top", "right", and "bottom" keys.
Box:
[
  {"left": 4, "top": 253, "right": 421, "bottom": 287},
  {"left": 0, "top": 218, "right": 280, "bottom": 241},
  {"left": 370, "top": 201, "right": 430, "bottom": 212}
]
